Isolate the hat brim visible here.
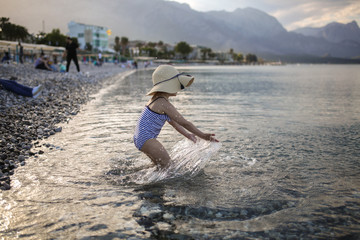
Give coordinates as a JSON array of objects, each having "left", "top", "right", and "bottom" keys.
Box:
[{"left": 147, "top": 75, "right": 194, "bottom": 95}]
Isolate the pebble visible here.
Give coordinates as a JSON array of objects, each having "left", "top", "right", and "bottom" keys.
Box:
[
  {"left": 163, "top": 213, "right": 175, "bottom": 220},
  {"left": 140, "top": 205, "right": 162, "bottom": 217},
  {"left": 155, "top": 222, "right": 172, "bottom": 231},
  {"left": 0, "top": 63, "right": 128, "bottom": 190}
]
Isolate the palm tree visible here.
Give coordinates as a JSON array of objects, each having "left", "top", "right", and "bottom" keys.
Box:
[
  {"left": 120, "top": 37, "right": 129, "bottom": 56},
  {"left": 175, "top": 41, "right": 192, "bottom": 59},
  {"left": 200, "top": 47, "right": 212, "bottom": 61},
  {"left": 114, "top": 36, "right": 121, "bottom": 53}
]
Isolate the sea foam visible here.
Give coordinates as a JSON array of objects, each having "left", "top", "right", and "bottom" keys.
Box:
[{"left": 130, "top": 138, "right": 222, "bottom": 184}]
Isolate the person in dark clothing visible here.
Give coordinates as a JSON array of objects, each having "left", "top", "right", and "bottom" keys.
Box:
[
  {"left": 18, "top": 42, "right": 24, "bottom": 64},
  {"left": 63, "top": 37, "right": 80, "bottom": 73},
  {"left": 1, "top": 52, "right": 10, "bottom": 63}
]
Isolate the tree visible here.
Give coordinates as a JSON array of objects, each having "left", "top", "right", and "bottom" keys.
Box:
[
  {"left": 147, "top": 42, "right": 156, "bottom": 48},
  {"left": 156, "top": 41, "right": 173, "bottom": 59},
  {"left": 85, "top": 42, "right": 93, "bottom": 51},
  {"left": 0, "top": 17, "right": 9, "bottom": 39},
  {"left": 0, "top": 17, "right": 29, "bottom": 41},
  {"left": 234, "top": 53, "right": 244, "bottom": 63},
  {"left": 245, "top": 53, "right": 258, "bottom": 63},
  {"left": 140, "top": 46, "right": 157, "bottom": 57},
  {"left": 114, "top": 36, "right": 121, "bottom": 53},
  {"left": 208, "top": 52, "right": 216, "bottom": 59},
  {"left": 0, "top": 17, "right": 9, "bottom": 26},
  {"left": 200, "top": 47, "right": 212, "bottom": 61},
  {"left": 41, "top": 29, "right": 67, "bottom": 46},
  {"left": 135, "top": 42, "right": 143, "bottom": 48},
  {"left": 175, "top": 41, "right": 192, "bottom": 59},
  {"left": 120, "top": 36, "right": 129, "bottom": 56}
]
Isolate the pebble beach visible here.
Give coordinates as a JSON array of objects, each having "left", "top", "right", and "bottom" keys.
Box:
[{"left": 0, "top": 63, "right": 131, "bottom": 190}]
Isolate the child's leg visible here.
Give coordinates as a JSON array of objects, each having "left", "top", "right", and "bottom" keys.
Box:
[{"left": 141, "top": 139, "right": 170, "bottom": 169}]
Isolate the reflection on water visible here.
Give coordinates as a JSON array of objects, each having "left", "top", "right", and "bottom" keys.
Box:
[{"left": 1, "top": 65, "right": 360, "bottom": 239}]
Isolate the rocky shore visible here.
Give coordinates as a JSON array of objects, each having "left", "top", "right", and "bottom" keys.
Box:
[{"left": 0, "top": 63, "right": 130, "bottom": 190}]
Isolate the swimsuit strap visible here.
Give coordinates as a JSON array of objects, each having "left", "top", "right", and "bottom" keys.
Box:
[{"left": 147, "top": 97, "right": 167, "bottom": 107}]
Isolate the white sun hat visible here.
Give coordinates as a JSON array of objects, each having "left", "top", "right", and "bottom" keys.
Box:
[{"left": 147, "top": 65, "right": 194, "bottom": 95}]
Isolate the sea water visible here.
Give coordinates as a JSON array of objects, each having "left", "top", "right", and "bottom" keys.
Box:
[
  {"left": 127, "top": 139, "right": 222, "bottom": 184},
  {"left": 1, "top": 64, "right": 359, "bottom": 239}
]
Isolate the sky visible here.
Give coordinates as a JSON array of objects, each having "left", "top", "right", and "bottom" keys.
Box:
[
  {"left": 0, "top": 0, "right": 359, "bottom": 35},
  {"left": 170, "top": 0, "right": 360, "bottom": 30}
]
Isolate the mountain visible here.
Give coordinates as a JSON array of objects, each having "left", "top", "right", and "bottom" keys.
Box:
[
  {"left": 78, "top": 0, "right": 360, "bottom": 59},
  {"left": 293, "top": 21, "right": 360, "bottom": 46}
]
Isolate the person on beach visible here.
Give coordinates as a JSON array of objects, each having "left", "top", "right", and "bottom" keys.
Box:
[
  {"left": 1, "top": 52, "right": 11, "bottom": 63},
  {"left": 133, "top": 65, "right": 218, "bottom": 169},
  {"left": 0, "top": 78, "right": 43, "bottom": 98},
  {"left": 63, "top": 37, "right": 80, "bottom": 73},
  {"left": 18, "top": 42, "right": 24, "bottom": 64},
  {"left": 35, "top": 54, "right": 52, "bottom": 71}
]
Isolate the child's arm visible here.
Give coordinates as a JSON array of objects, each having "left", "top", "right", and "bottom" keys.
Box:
[
  {"left": 168, "top": 120, "right": 197, "bottom": 143},
  {"left": 162, "top": 101, "right": 218, "bottom": 142}
]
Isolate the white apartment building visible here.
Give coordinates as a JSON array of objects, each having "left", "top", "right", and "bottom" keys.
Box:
[{"left": 67, "top": 21, "right": 109, "bottom": 51}]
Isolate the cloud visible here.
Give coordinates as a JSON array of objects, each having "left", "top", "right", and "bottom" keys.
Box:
[
  {"left": 270, "top": 1, "right": 360, "bottom": 30},
  {"left": 169, "top": 0, "right": 246, "bottom": 12}
]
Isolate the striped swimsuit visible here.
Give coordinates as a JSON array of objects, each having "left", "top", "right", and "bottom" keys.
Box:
[{"left": 134, "top": 97, "right": 171, "bottom": 150}]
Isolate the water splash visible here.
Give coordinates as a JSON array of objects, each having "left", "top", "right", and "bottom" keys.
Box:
[{"left": 127, "top": 139, "right": 221, "bottom": 184}]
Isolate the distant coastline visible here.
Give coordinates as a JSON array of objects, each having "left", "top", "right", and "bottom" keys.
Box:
[
  {"left": 154, "top": 56, "right": 360, "bottom": 65},
  {"left": 260, "top": 54, "right": 360, "bottom": 64}
]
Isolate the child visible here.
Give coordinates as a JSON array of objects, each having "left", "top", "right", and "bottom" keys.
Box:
[{"left": 134, "top": 65, "right": 218, "bottom": 169}]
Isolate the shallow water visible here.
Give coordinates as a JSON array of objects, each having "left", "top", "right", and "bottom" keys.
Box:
[{"left": 1, "top": 65, "right": 360, "bottom": 239}]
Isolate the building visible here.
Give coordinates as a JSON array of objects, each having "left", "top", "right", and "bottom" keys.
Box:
[{"left": 67, "top": 21, "right": 109, "bottom": 51}]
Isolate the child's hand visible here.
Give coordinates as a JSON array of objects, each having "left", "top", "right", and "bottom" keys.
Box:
[
  {"left": 210, "top": 136, "right": 219, "bottom": 142},
  {"left": 188, "top": 134, "right": 197, "bottom": 143},
  {"left": 203, "top": 133, "right": 219, "bottom": 142}
]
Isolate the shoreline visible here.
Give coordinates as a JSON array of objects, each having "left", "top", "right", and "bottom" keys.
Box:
[{"left": 0, "top": 63, "right": 134, "bottom": 190}]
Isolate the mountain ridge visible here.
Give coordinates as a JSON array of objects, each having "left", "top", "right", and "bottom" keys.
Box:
[
  {"left": 71, "top": 0, "right": 360, "bottom": 59},
  {"left": 293, "top": 21, "right": 360, "bottom": 46}
]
